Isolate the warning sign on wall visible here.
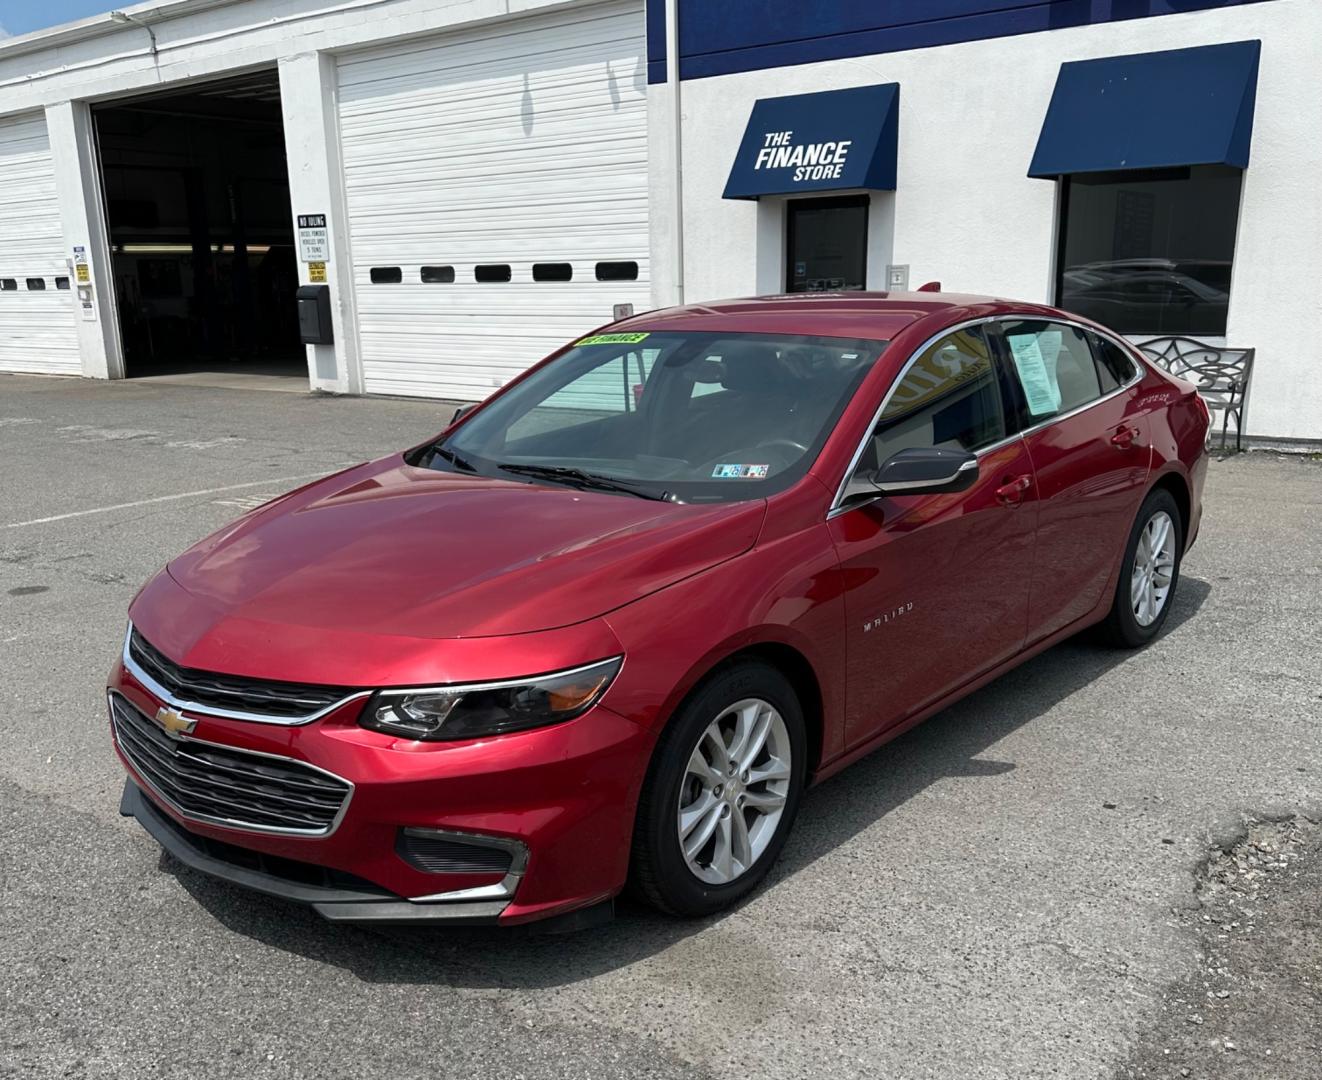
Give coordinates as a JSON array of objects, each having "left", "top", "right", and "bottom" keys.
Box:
[
  {"left": 308, "top": 261, "right": 327, "bottom": 283},
  {"left": 297, "top": 214, "right": 329, "bottom": 263}
]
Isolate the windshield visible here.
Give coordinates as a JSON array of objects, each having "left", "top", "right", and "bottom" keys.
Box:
[{"left": 418, "top": 331, "right": 887, "bottom": 503}]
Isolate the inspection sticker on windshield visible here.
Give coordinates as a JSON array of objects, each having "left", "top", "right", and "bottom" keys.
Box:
[
  {"left": 575, "top": 332, "right": 651, "bottom": 346},
  {"left": 712, "top": 464, "right": 770, "bottom": 479}
]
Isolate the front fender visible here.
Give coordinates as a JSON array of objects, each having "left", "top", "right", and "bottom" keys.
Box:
[{"left": 599, "top": 520, "right": 846, "bottom": 762}]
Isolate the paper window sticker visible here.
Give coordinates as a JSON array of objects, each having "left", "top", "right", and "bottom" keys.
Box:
[
  {"left": 1037, "top": 331, "right": 1064, "bottom": 406},
  {"left": 1037, "top": 329, "right": 1064, "bottom": 367},
  {"left": 1007, "top": 333, "right": 1060, "bottom": 417}
]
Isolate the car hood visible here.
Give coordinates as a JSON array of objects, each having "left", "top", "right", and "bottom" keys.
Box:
[{"left": 164, "top": 457, "right": 765, "bottom": 640}]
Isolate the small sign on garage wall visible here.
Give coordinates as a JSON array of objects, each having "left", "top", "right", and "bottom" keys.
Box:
[
  {"left": 297, "top": 214, "right": 329, "bottom": 263},
  {"left": 72, "top": 245, "right": 90, "bottom": 284},
  {"left": 308, "top": 261, "right": 327, "bottom": 284}
]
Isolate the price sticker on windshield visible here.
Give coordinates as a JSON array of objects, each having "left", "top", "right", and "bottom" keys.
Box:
[{"left": 575, "top": 332, "right": 651, "bottom": 346}]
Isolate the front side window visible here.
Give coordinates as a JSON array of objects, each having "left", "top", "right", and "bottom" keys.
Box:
[
  {"left": 1000, "top": 320, "right": 1102, "bottom": 421},
  {"left": 423, "top": 332, "right": 886, "bottom": 503},
  {"left": 1055, "top": 165, "right": 1242, "bottom": 336},
  {"left": 863, "top": 326, "right": 1006, "bottom": 470}
]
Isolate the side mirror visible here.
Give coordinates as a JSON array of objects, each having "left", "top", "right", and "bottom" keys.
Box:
[
  {"left": 450, "top": 403, "right": 476, "bottom": 425},
  {"left": 873, "top": 447, "right": 978, "bottom": 495}
]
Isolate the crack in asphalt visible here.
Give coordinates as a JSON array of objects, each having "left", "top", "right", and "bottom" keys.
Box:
[{"left": 1115, "top": 813, "right": 1322, "bottom": 1080}]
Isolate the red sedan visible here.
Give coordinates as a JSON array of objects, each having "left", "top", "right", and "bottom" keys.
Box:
[{"left": 109, "top": 292, "right": 1208, "bottom": 927}]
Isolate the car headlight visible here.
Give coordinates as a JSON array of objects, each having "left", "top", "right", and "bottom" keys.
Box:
[{"left": 360, "top": 657, "right": 623, "bottom": 741}]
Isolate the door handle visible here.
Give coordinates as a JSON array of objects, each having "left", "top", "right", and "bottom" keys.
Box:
[
  {"left": 995, "top": 474, "right": 1032, "bottom": 506},
  {"left": 1110, "top": 426, "right": 1140, "bottom": 450}
]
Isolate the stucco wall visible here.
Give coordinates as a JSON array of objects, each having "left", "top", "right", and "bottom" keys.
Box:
[{"left": 663, "top": 0, "right": 1322, "bottom": 441}]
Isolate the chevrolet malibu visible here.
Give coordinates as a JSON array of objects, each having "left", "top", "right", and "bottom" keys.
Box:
[{"left": 109, "top": 292, "right": 1209, "bottom": 928}]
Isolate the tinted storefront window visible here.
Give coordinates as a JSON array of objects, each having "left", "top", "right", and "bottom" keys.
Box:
[{"left": 1056, "top": 165, "right": 1242, "bottom": 336}]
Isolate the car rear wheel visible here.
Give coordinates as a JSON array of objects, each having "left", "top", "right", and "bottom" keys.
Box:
[
  {"left": 1100, "top": 488, "right": 1183, "bottom": 648},
  {"left": 630, "top": 660, "right": 806, "bottom": 916}
]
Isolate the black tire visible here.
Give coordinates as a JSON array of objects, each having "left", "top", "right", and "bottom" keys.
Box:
[
  {"left": 629, "top": 659, "right": 807, "bottom": 917},
  {"left": 1099, "top": 487, "right": 1184, "bottom": 648}
]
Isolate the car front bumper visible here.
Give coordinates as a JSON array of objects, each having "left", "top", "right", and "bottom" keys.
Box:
[
  {"left": 119, "top": 779, "right": 518, "bottom": 924},
  {"left": 109, "top": 659, "right": 656, "bottom": 926}
]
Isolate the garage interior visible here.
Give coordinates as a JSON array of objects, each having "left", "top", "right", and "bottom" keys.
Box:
[{"left": 93, "top": 71, "right": 304, "bottom": 385}]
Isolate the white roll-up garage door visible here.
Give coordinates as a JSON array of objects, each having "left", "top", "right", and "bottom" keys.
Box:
[
  {"left": 0, "top": 112, "right": 79, "bottom": 376},
  {"left": 337, "top": 0, "right": 649, "bottom": 399}
]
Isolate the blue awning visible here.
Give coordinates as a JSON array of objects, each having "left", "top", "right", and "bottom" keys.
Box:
[
  {"left": 1029, "top": 40, "right": 1260, "bottom": 178},
  {"left": 723, "top": 83, "right": 899, "bottom": 200}
]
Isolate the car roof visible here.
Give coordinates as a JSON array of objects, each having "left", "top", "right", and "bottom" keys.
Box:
[{"left": 613, "top": 291, "right": 1020, "bottom": 342}]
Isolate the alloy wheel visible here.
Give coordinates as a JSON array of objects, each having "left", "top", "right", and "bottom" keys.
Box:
[
  {"left": 1131, "top": 509, "right": 1177, "bottom": 627},
  {"left": 676, "top": 697, "right": 792, "bottom": 886}
]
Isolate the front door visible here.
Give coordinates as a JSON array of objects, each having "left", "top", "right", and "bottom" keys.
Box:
[
  {"left": 829, "top": 324, "right": 1036, "bottom": 749},
  {"left": 990, "top": 319, "right": 1151, "bottom": 642},
  {"left": 785, "top": 195, "right": 869, "bottom": 293}
]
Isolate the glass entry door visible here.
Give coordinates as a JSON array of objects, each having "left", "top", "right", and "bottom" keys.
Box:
[{"left": 785, "top": 195, "right": 868, "bottom": 293}]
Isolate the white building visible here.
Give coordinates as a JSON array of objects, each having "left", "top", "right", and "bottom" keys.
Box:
[{"left": 1, "top": 0, "right": 1317, "bottom": 444}]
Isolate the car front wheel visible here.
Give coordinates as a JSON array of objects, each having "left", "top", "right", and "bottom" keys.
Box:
[{"left": 630, "top": 660, "right": 806, "bottom": 916}]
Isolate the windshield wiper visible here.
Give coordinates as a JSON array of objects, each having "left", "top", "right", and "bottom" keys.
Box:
[
  {"left": 429, "top": 445, "right": 477, "bottom": 472},
  {"left": 496, "top": 463, "right": 672, "bottom": 501}
]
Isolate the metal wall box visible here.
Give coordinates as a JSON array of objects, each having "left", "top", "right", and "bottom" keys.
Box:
[{"left": 297, "top": 284, "right": 333, "bottom": 345}]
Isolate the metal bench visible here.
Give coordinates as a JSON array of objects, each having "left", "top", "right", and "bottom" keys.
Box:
[{"left": 1136, "top": 336, "right": 1255, "bottom": 451}]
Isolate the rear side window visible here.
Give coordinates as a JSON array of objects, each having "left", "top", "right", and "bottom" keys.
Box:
[
  {"left": 999, "top": 320, "right": 1101, "bottom": 420},
  {"left": 1088, "top": 331, "right": 1139, "bottom": 393},
  {"left": 867, "top": 326, "right": 1006, "bottom": 469}
]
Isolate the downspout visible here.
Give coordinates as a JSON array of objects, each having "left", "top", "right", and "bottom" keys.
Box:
[{"left": 665, "top": 0, "right": 684, "bottom": 305}]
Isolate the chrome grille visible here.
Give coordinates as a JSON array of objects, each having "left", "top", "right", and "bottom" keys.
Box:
[
  {"left": 110, "top": 694, "right": 352, "bottom": 835},
  {"left": 127, "top": 628, "right": 355, "bottom": 721}
]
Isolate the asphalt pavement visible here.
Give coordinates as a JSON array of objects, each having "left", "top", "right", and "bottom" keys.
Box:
[{"left": 1, "top": 373, "right": 1318, "bottom": 1080}]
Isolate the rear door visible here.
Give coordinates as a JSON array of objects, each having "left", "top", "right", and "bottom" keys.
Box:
[{"left": 989, "top": 319, "right": 1150, "bottom": 643}]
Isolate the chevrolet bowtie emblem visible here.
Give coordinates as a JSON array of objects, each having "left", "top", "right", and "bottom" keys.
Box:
[{"left": 154, "top": 705, "right": 194, "bottom": 737}]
